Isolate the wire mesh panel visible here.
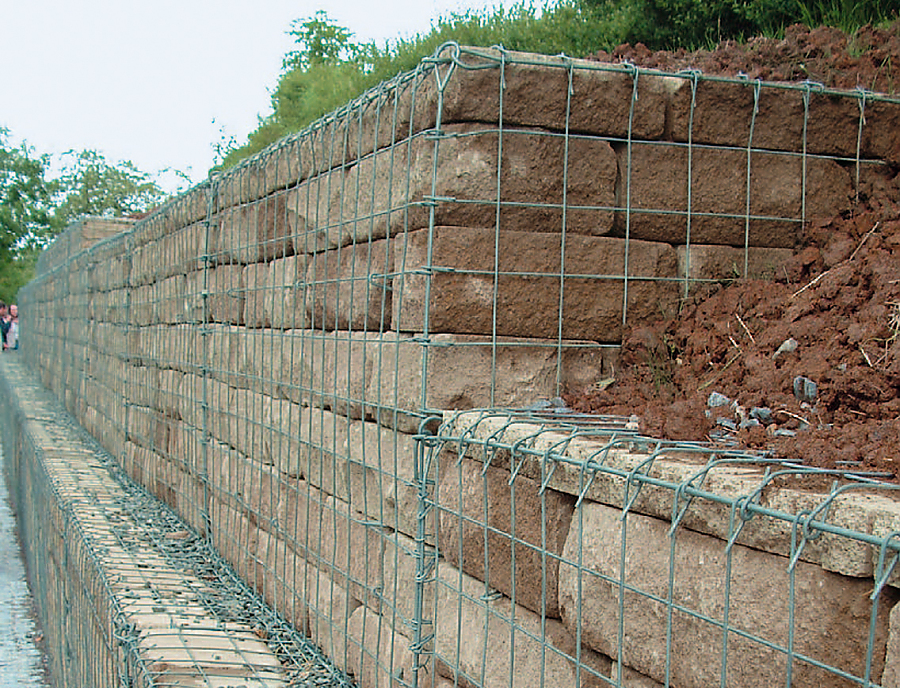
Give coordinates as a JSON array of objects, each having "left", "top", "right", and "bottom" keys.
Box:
[{"left": 11, "top": 42, "right": 900, "bottom": 688}]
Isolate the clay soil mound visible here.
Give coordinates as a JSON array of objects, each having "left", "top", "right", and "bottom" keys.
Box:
[{"left": 564, "top": 23, "right": 900, "bottom": 479}]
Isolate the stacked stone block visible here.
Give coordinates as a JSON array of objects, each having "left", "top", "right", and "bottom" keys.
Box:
[{"left": 15, "top": 45, "right": 900, "bottom": 688}]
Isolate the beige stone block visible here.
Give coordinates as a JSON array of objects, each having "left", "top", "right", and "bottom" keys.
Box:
[
  {"left": 127, "top": 366, "right": 159, "bottom": 409},
  {"left": 185, "top": 264, "right": 244, "bottom": 325},
  {"left": 126, "top": 404, "right": 156, "bottom": 448},
  {"left": 676, "top": 244, "right": 794, "bottom": 284},
  {"left": 216, "top": 192, "right": 293, "bottom": 263},
  {"left": 156, "top": 368, "right": 184, "bottom": 420},
  {"left": 438, "top": 454, "right": 574, "bottom": 618},
  {"left": 298, "top": 125, "right": 617, "bottom": 253},
  {"left": 241, "top": 262, "right": 270, "bottom": 328},
  {"left": 132, "top": 283, "right": 157, "bottom": 326},
  {"left": 307, "top": 566, "right": 362, "bottom": 674},
  {"left": 436, "top": 562, "right": 611, "bottom": 688},
  {"left": 619, "top": 142, "right": 853, "bottom": 248},
  {"left": 272, "top": 478, "right": 327, "bottom": 558},
  {"left": 203, "top": 324, "right": 242, "bottom": 386},
  {"left": 265, "top": 255, "right": 309, "bottom": 329},
  {"left": 346, "top": 607, "right": 432, "bottom": 688},
  {"left": 882, "top": 601, "right": 900, "bottom": 687},
  {"left": 287, "top": 171, "right": 342, "bottom": 255},
  {"left": 306, "top": 239, "right": 392, "bottom": 331},
  {"left": 314, "top": 496, "right": 386, "bottom": 605},
  {"left": 166, "top": 220, "right": 207, "bottom": 274},
  {"left": 234, "top": 327, "right": 311, "bottom": 399},
  {"left": 347, "top": 420, "right": 425, "bottom": 539},
  {"left": 559, "top": 503, "right": 899, "bottom": 688},
  {"left": 381, "top": 531, "right": 434, "bottom": 628},
  {"left": 253, "top": 525, "right": 310, "bottom": 633},
  {"left": 157, "top": 274, "right": 186, "bottom": 324},
  {"left": 206, "top": 440, "right": 280, "bottom": 528},
  {"left": 395, "top": 227, "right": 679, "bottom": 341},
  {"left": 301, "top": 330, "right": 373, "bottom": 414},
  {"left": 369, "top": 332, "right": 616, "bottom": 433}
]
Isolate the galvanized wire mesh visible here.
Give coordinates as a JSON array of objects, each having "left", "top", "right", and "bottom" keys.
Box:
[{"left": 11, "top": 42, "right": 900, "bottom": 687}]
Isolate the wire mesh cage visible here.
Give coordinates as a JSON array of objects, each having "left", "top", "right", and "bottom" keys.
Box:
[{"left": 11, "top": 42, "right": 900, "bottom": 687}]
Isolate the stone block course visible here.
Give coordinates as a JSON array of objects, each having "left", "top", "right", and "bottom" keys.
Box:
[
  {"left": 619, "top": 142, "right": 853, "bottom": 247},
  {"left": 441, "top": 411, "right": 894, "bottom": 580},
  {"left": 558, "top": 502, "right": 898, "bottom": 688},
  {"left": 291, "top": 124, "right": 618, "bottom": 253},
  {"left": 394, "top": 226, "right": 680, "bottom": 341},
  {"left": 667, "top": 78, "right": 900, "bottom": 164}
]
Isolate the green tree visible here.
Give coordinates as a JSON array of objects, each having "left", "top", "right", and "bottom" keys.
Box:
[
  {"left": 0, "top": 132, "right": 170, "bottom": 302},
  {"left": 52, "top": 149, "right": 167, "bottom": 225},
  {"left": 0, "top": 128, "right": 57, "bottom": 259}
]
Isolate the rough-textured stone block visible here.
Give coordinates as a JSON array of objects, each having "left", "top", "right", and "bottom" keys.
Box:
[
  {"left": 883, "top": 602, "right": 900, "bottom": 687},
  {"left": 395, "top": 227, "right": 679, "bottom": 341},
  {"left": 434, "top": 48, "right": 674, "bottom": 140},
  {"left": 242, "top": 262, "right": 270, "bottom": 328},
  {"left": 273, "top": 478, "right": 327, "bottom": 558},
  {"left": 346, "top": 607, "right": 432, "bottom": 688},
  {"left": 381, "top": 531, "right": 434, "bottom": 629},
  {"left": 668, "top": 78, "right": 900, "bottom": 164},
  {"left": 369, "top": 332, "right": 616, "bottom": 433},
  {"left": 203, "top": 324, "right": 242, "bottom": 386},
  {"left": 307, "top": 566, "right": 361, "bottom": 675},
  {"left": 216, "top": 192, "right": 293, "bottom": 264},
  {"left": 207, "top": 440, "right": 280, "bottom": 528},
  {"left": 300, "top": 330, "right": 373, "bottom": 414},
  {"left": 306, "top": 239, "right": 392, "bottom": 331},
  {"left": 233, "top": 327, "right": 313, "bottom": 399},
  {"left": 619, "top": 142, "right": 852, "bottom": 247},
  {"left": 321, "top": 497, "right": 386, "bottom": 605},
  {"left": 346, "top": 420, "right": 425, "bottom": 539},
  {"left": 293, "top": 125, "right": 618, "bottom": 253},
  {"left": 156, "top": 368, "right": 184, "bottom": 420},
  {"left": 252, "top": 525, "right": 310, "bottom": 634},
  {"left": 559, "top": 503, "right": 898, "bottom": 688},
  {"left": 185, "top": 264, "right": 243, "bottom": 325},
  {"left": 266, "top": 255, "right": 309, "bottom": 329},
  {"left": 436, "top": 562, "right": 610, "bottom": 688},
  {"left": 438, "top": 454, "right": 574, "bottom": 618},
  {"left": 676, "top": 243, "right": 794, "bottom": 283}
]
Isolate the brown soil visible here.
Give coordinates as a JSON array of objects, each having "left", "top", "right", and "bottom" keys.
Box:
[
  {"left": 564, "top": 23, "right": 900, "bottom": 479},
  {"left": 590, "top": 22, "right": 900, "bottom": 94}
]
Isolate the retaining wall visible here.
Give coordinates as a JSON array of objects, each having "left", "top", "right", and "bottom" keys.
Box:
[{"left": 15, "top": 44, "right": 900, "bottom": 687}]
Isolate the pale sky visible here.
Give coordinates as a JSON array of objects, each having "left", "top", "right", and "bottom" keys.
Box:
[{"left": 1, "top": 0, "right": 520, "bottom": 192}]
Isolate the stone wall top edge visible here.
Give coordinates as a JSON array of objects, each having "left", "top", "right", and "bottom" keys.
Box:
[{"left": 454, "top": 44, "right": 900, "bottom": 101}]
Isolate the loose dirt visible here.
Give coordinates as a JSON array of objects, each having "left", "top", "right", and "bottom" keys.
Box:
[{"left": 564, "top": 23, "right": 900, "bottom": 479}]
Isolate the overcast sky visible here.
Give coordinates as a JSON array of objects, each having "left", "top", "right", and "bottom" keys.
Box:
[{"left": 2, "top": 0, "right": 517, "bottom": 192}]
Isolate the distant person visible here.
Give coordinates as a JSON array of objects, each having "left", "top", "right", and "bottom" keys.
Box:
[
  {"left": 5, "top": 304, "right": 18, "bottom": 351},
  {"left": 0, "top": 302, "right": 9, "bottom": 351}
]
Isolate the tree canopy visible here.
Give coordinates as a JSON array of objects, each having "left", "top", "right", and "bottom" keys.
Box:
[{"left": 0, "top": 130, "right": 167, "bottom": 303}]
